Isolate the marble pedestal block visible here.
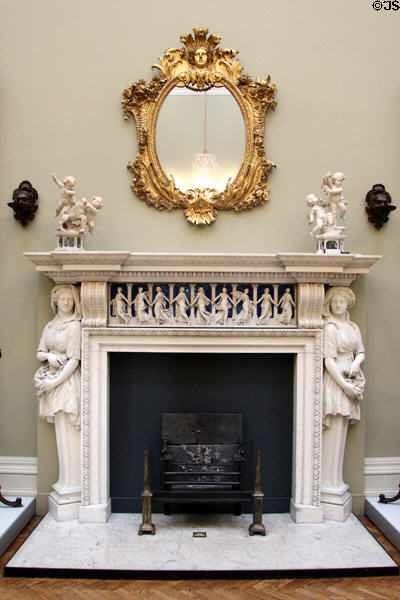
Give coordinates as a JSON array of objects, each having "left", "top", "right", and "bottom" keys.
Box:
[
  {"left": 49, "top": 488, "right": 80, "bottom": 521},
  {"left": 321, "top": 486, "right": 352, "bottom": 521}
]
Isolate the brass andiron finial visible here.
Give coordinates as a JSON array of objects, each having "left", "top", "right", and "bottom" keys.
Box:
[
  {"left": 138, "top": 450, "right": 156, "bottom": 535},
  {"left": 249, "top": 451, "right": 266, "bottom": 536}
]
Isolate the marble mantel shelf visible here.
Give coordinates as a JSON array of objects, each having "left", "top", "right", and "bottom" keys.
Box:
[{"left": 25, "top": 251, "right": 381, "bottom": 285}]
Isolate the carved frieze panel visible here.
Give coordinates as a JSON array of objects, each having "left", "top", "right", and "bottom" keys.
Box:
[{"left": 108, "top": 283, "right": 297, "bottom": 328}]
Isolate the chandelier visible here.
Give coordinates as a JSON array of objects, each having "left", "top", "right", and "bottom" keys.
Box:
[{"left": 192, "top": 92, "right": 217, "bottom": 171}]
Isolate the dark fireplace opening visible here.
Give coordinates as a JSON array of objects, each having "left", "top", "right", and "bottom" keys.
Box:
[{"left": 110, "top": 352, "right": 294, "bottom": 513}]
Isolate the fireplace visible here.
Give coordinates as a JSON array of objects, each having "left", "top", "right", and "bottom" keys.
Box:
[
  {"left": 79, "top": 327, "right": 323, "bottom": 524},
  {"left": 25, "top": 250, "right": 381, "bottom": 524},
  {"left": 109, "top": 352, "right": 294, "bottom": 514}
]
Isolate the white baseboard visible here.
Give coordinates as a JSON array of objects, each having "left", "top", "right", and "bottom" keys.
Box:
[
  {"left": 0, "top": 456, "right": 37, "bottom": 497},
  {"left": 364, "top": 457, "right": 400, "bottom": 498},
  {"left": 1, "top": 456, "right": 398, "bottom": 502}
]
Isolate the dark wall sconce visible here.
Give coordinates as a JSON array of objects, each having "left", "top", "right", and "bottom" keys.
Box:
[
  {"left": 8, "top": 180, "right": 39, "bottom": 227},
  {"left": 365, "top": 184, "right": 396, "bottom": 230}
]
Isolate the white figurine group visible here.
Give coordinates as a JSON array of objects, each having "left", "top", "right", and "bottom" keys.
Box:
[
  {"left": 110, "top": 285, "right": 296, "bottom": 327},
  {"left": 53, "top": 173, "right": 103, "bottom": 238},
  {"left": 306, "top": 171, "right": 347, "bottom": 239}
]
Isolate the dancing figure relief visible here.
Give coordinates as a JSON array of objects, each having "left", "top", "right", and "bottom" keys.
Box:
[
  {"left": 152, "top": 287, "right": 171, "bottom": 324},
  {"left": 172, "top": 287, "right": 190, "bottom": 324},
  {"left": 257, "top": 287, "right": 276, "bottom": 324},
  {"left": 213, "top": 287, "right": 235, "bottom": 326},
  {"left": 109, "top": 284, "right": 297, "bottom": 328},
  {"left": 110, "top": 287, "right": 130, "bottom": 324},
  {"left": 232, "top": 288, "right": 255, "bottom": 325},
  {"left": 191, "top": 287, "right": 211, "bottom": 325},
  {"left": 278, "top": 288, "right": 296, "bottom": 325},
  {"left": 134, "top": 287, "right": 151, "bottom": 324}
]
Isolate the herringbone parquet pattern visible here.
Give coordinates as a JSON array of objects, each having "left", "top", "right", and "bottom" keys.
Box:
[{"left": 1, "top": 515, "right": 399, "bottom": 600}]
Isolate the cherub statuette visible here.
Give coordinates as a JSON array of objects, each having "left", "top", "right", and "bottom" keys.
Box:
[
  {"left": 306, "top": 194, "right": 333, "bottom": 238},
  {"left": 307, "top": 171, "right": 348, "bottom": 253},
  {"left": 321, "top": 171, "right": 347, "bottom": 227},
  {"left": 52, "top": 173, "right": 103, "bottom": 248}
]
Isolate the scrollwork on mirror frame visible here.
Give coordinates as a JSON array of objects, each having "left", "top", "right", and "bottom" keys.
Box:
[{"left": 122, "top": 27, "right": 277, "bottom": 225}]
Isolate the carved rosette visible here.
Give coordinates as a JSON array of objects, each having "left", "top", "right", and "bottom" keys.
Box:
[{"left": 122, "top": 27, "right": 277, "bottom": 225}]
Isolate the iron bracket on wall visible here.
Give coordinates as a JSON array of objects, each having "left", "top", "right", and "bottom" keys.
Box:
[
  {"left": 8, "top": 180, "right": 38, "bottom": 227},
  {"left": 365, "top": 183, "right": 396, "bottom": 229}
]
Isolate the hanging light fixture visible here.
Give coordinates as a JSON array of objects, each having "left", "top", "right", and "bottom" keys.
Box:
[{"left": 192, "top": 91, "right": 217, "bottom": 174}]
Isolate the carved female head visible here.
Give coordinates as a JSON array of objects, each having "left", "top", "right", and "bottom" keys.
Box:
[
  {"left": 194, "top": 47, "right": 208, "bottom": 68},
  {"left": 51, "top": 284, "right": 81, "bottom": 320},
  {"left": 322, "top": 286, "right": 355, "bottom": 321}
]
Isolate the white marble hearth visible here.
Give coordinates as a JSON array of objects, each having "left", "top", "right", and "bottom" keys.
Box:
[{"left": 6, "top": 512, "right": 397, "bottom": 574}]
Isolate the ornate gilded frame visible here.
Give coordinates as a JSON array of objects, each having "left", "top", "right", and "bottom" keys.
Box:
[{"left": 122, "top": 28, "right": 277, "bottom": 225}]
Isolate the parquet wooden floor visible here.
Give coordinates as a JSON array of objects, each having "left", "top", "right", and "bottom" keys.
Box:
[{"left": 0, "top": 515, "right": 399, "bottom": 600}]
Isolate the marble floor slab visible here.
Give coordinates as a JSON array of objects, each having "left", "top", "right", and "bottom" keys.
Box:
[
  {"left": 0, "top": 497, "right": 36, "bottom": 557},
  {"left": 5, "top": 512, "right": 398, "bottom": 578},
  {"left": 366, "top": 497, "right": 400, "bottom": 551}
]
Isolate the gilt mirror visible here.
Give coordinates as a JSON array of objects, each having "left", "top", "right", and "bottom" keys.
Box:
[
  {"left": 156, "top": 87, "right": 245, "bottom": 193},
  {"left": 122, "top": 28, "right": 277, "bottom": 225}
]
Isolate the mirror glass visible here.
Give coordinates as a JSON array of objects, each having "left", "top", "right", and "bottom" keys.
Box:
[{"left": 156, "top": 86, "right": 245, "bottom": 192}]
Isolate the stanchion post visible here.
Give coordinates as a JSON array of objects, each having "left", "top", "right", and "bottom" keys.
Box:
[
  {"left": 138, "top": 450, "right": 156, "bottom": 535},
  {"left": 249, "top": 451, "right": 266, "bottom": 536}
]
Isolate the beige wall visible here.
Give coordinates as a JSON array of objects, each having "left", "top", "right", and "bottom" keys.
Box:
[{"left": 1, "top": 0, "right": 399, "bottom": 512}]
